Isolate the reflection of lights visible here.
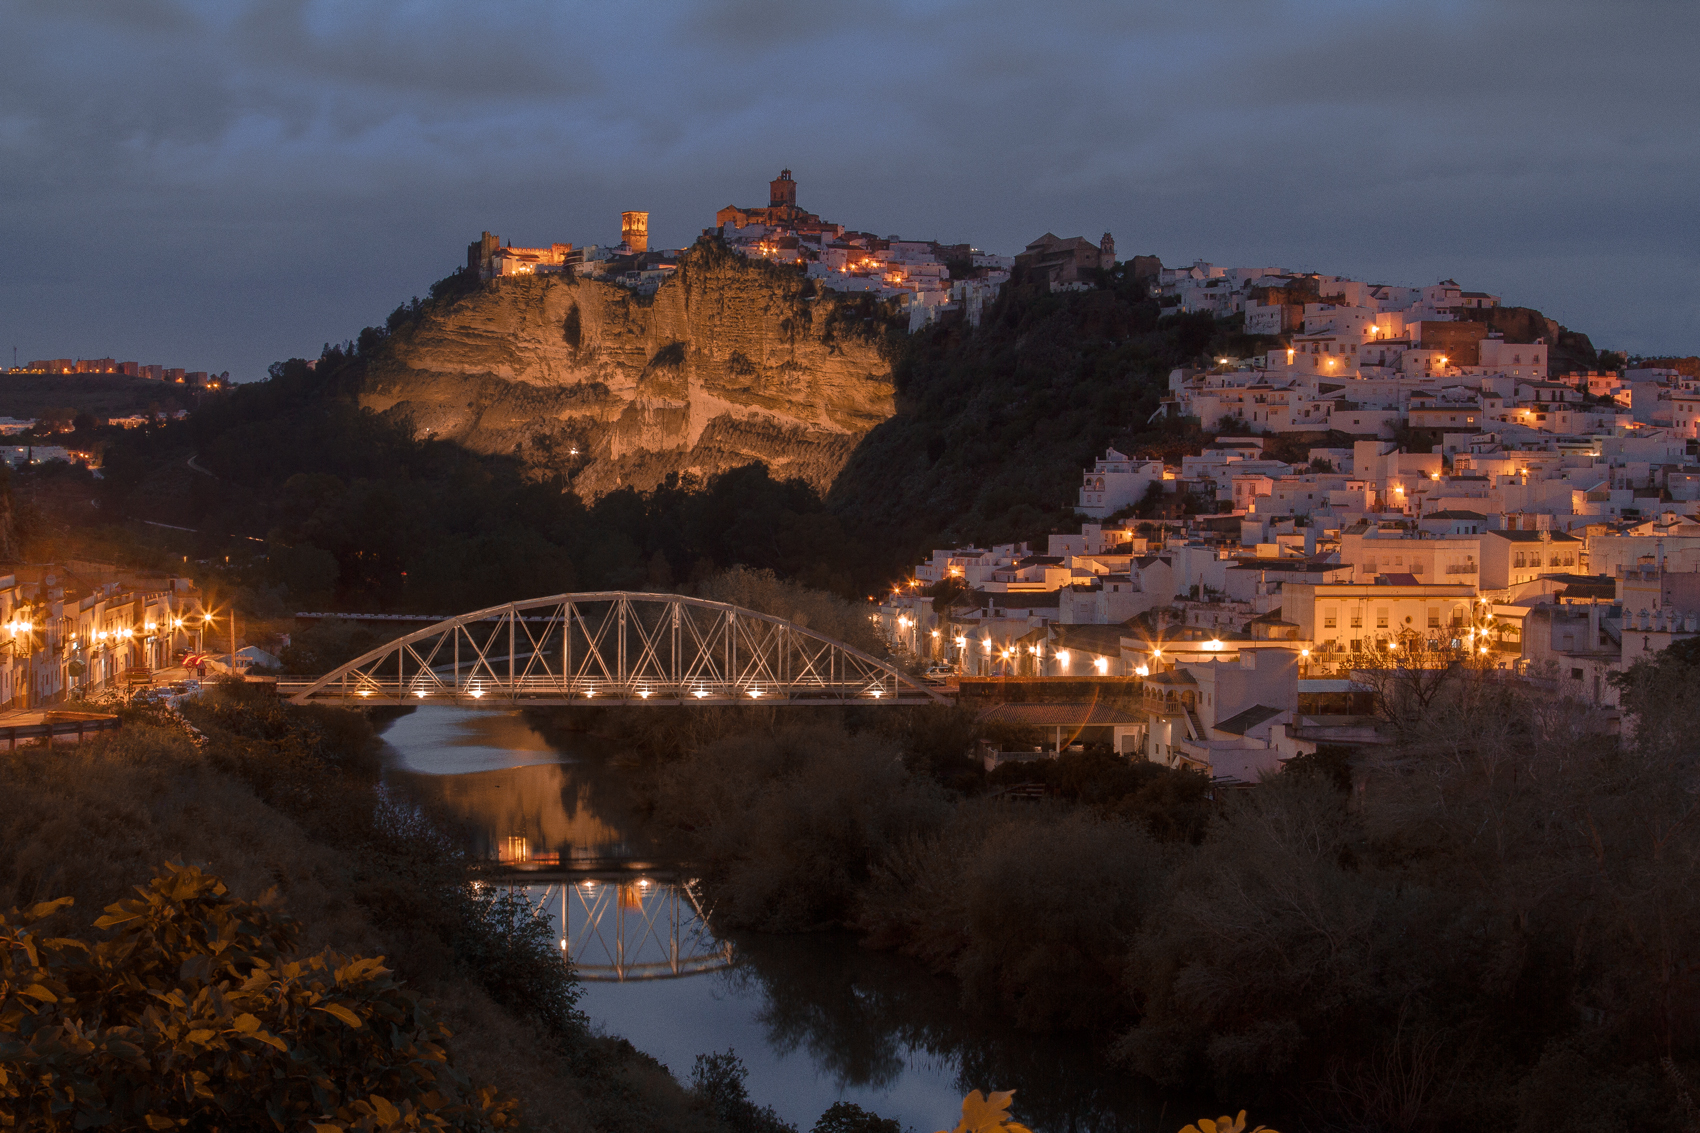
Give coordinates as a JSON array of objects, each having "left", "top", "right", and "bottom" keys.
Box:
[
  {"left": 584, "top": 688, "right": 596, "bottom": 698},
  {"left": 748, "top": 687, "right": 762, "bottom": 698},
  {"left": 638, "top": 688, "right": 651, "bottom": 699},
  {"left": 357, "top": 689, "right": 372, "bottom": 698},
  {"left": 1203, "top": 639, "right": 1224, "bottom": 652},
  {"left": 414, "top": 689, "right": 428, "bottom": 698},
  {"left": 469, "top": 687, "right": 485, "bottom": 699},
  {"left": 1135, "top": 664, "right": 1150, "bottom": 677},
  {"left": 871, "top": 688, "right": 883, "bottom": 698},
  {"left": 1057, "top": 649, "right": 1070, "bottom": 666},
  {"left": 692, "top": 688, "right": 708, "bottom": 699},
  {"left": 1094, "top": 657, "right": 1109, "bottom": 674},
  {"left": 955, "top": 636, "right": 966, "bottom": 648}
]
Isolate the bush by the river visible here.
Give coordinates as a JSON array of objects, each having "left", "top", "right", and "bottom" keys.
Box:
[
  {"left": 0, "top": 682, "right": 721, "bottom": 1133},
  {"left": 650, "top": 643, "right": 1700, "bottom": 1132}
]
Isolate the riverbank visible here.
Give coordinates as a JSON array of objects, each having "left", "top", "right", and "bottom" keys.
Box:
[
  {"left": 0, "top": 685, "right": 728, "bottom": 1133},
  {"left": 571, "top": 647, "right": 1700, "bottom": 1133}
]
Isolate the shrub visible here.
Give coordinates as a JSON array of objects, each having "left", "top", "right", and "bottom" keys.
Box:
[{"left": 0, "top": 863, "right": 517, "bottom": 1131}]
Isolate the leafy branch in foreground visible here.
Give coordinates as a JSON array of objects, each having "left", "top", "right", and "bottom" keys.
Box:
[
  {"left": 936, "top": 1089, "right": 1031, "bottom": 1133},
  {"left": 0, "top": 862, "right": 517, "bottom": 1131}
]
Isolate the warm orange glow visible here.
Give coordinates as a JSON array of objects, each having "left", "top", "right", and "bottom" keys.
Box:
[{"left": 1093, "top": 657, "right": 1109, "bottom": 674}]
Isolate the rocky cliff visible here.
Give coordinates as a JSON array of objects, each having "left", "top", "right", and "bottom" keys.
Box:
[{"left": 360, "top": 245, "right": 899, "bottom": 498}]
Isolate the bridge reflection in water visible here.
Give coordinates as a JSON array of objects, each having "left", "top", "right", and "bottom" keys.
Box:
[{"left": 516, "top": 876, "right": 734, "bottom": 982}]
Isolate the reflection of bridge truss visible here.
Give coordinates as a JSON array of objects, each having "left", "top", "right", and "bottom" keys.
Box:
[
  {"left": 523, "top": 878, "right": 734, "bottom": 982},
  {"left": 283, "top": 592, "right": 946, "bottom": 707}
]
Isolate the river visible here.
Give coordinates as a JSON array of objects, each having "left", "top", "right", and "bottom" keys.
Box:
[{"left": 378, "top": 707, "right": 1191, "bottom": 1133}]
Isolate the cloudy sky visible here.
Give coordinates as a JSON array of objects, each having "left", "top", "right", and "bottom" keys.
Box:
[{"left": 2, "top": 0, "right": 1695, "bottom": 379}]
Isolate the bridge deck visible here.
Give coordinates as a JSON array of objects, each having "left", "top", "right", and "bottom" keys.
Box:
[{"left": 277, "top": 679, "right": 947, "bottom": 707}]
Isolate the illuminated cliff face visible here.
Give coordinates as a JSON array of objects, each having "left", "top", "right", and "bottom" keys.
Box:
[{"left": 361, "top": 246, "right": 897, "bottom": 498}]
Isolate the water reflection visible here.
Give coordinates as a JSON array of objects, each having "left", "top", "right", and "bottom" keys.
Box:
[
  {"left": 380, "top": 707, "right": 652, "bottom": 864},
  {"left": 727, "top": 933, "right": 1193, "bottom": 1133},
  {"left": 522, "top": 879, "right": 733, "bottom": 982}
]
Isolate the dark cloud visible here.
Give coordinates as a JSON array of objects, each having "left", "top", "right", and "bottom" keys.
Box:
[{"left": 0, "top": 0, "right": 1694, "bottom": 378}]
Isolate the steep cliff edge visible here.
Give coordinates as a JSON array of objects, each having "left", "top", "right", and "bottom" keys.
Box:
[{"left": 360, "top": 245, "right": 899, "bottom": 497}]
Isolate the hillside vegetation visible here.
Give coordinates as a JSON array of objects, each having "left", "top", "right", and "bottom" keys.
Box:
[{"left": 640, "top": 638, "right": 1700, "bottom": 1133}]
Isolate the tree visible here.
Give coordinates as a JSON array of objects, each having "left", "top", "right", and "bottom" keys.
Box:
[
  {"left": 0, "top": 863, "right": 518, "bottom": 1131},
  {"left": 687, "top": 1049, "right": 795, "bottom": 1132},
  {"left": 812, "top": 1100, "right": 903, "bottom": 1132}
]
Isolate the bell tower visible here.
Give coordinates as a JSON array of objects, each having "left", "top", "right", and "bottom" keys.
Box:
[
  {"left": 769, "top": 169, "right": 797, "bottom": 210},
  {"left": 621, "top": 211, "right": 649, "bottom": 254}
]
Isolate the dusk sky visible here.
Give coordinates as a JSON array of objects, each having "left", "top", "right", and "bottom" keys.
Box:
[{"left": 3, "top": 0, "right": 1695, "bottom": 380}]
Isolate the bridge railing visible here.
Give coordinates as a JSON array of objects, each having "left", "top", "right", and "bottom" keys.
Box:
[{"left": 285, "top": 592, "right": 947, "bottom": 707}]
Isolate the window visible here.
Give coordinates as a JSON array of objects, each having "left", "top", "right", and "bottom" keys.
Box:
[
  {"left": 1514, "top": 552, "right": 1526, "bottom": 568},
  {"left": 1428, "top": 608, "right": 1440, "bottom": 627},
  {"left": 1351, "top": 611, "right": 1363, "bottom": 628},
  {"left": 1323, "top": 610, "right": 1337, "bottom": 629},
  {"left": 1570, "top": 667, "right": 1583, "bottom": 680},
  {"left": 1376, "top": 608, "right": 1389, "bottom": 628}
]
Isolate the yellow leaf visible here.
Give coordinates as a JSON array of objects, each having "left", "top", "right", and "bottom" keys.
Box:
[
  {"left": 310, "top": 1125, "right": 344, "bottom": 1133},
  {"left": 249, "top": 1029, "right": 289, "bottom": 1052},
  {"left": 939, "top": 1089, "right": 1030, "bottom": 1133},
  {"left": 369, "top": 1095, "right": 401, "bottom": 1125},
  {"left": 315, "top": 1003, "right": 364, "bottom": 1029},
  {"left": 186, "top": 1029, "right": 216, "bottom": 1045},
  {"left": 24, "top": 897, "right": 74, "bottom": 922},
  {"left": 231, "top": 1013, "right": 261, "bottom": 1034},
  {"left": 143, "top": 1116, "right": 177, "bottom": 1130},
  {"left": 19, "top": 983, "right": 58, "bottom": 1003}
]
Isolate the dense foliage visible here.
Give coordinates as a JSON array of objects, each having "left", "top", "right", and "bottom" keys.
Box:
[
  {"left": 0, "top": 689, "right": 734, "bottom": 1133},
  {"left": 646, "top": 643, "right": 1700, "bottom": 1133},
  {"left": 826, "top": 266, "right": 1276, "bottom": 572},
  {"left": 0, "top": 864, "right": 518, "bottom": 1131}
]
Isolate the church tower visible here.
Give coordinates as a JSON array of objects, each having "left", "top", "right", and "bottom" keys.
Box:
[{"left": 769, "top": 169, "right": 797, "bottom": 210}]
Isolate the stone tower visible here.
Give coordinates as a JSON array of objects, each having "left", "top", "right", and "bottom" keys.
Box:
[
  {"left": 1099, "top": 232, "right": 1116, "bottom": 269},
  {"left": 769, "top": 169, "right": 797, "bottom": 209},
  {"left": 621, "top": 211, "right": 649, "bottom": 254}
]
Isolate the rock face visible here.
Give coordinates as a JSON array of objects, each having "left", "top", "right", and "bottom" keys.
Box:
[{"left": 361, "top": 246, "right": 897, "bottom": 498}]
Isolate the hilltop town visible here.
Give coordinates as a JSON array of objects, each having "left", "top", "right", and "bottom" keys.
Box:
[{"left": 853, "top": 256, "right": 1699, "bottom": 785}]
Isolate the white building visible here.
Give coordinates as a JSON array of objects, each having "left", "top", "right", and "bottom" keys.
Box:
[{"left": 1077, "top": 448, "right": 1165, "bottom": 518}]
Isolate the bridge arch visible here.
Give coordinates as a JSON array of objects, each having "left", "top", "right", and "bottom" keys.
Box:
[{"left": 283, "top": 591, "right": 946, "bottom": 707}]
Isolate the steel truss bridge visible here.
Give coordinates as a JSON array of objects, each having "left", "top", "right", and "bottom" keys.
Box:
[{"left": 281, "top": 591, "right": 946, "bottom": 707}]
